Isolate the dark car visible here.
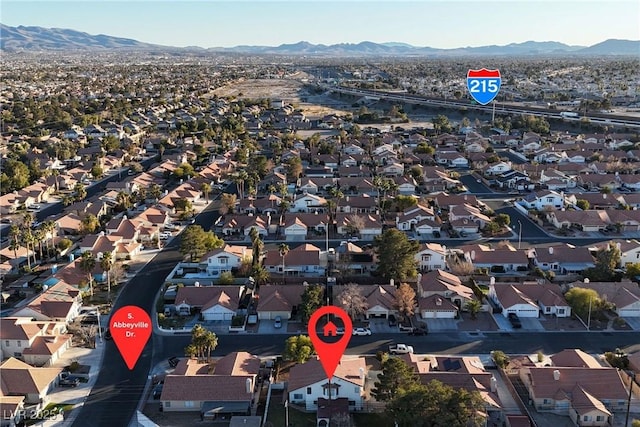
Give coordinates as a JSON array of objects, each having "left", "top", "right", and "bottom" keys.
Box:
[
  {"left": 59, "top": 377, "right": 80, "bottom": 387},
  {"left": 408, "top": 327, "right": 428, "bottom": 336},
  {"left": 388, "top": 315, "right": 397, "bottom": 327},
  {"left": 80, "top": 314, "right": 98, "bottom": 325},
  {"left": 168, "top": 356, "right": 179, "bottom": 368},
  {"left": 153, "top": 383, "right": 164, "bottom": 399},
  {"left": 508, "top": 313, "right": 522, "bottom": 329},
  {"left": 104, "top": 328, "right": 112, "bottom": 340}
]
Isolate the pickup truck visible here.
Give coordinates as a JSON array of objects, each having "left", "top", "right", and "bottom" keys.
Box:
[{"left": 389, "top": 344, "right": 414, "bottom": 355}]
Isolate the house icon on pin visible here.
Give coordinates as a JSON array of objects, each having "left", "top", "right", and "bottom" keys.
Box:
[{"left": 323, "top": 321, "right": 338, "bottom": 337}]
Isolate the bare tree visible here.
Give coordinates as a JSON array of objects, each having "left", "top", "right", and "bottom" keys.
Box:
[
  {"left": 344, "top": 214, "right": 365, "bottom": 236},
  {"left": 448, "top": 257, "right": 474, "bottom": 276},
  {"left": 394, "top": 282, "right": 416, "bottom": 319},
  {"left": 336, "top": 283, "right": 368, "bottom": 320}
]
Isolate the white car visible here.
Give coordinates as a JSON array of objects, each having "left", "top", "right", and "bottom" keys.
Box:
[
  {"left": 159, "top": 232, "right": 172, "bottom": 240},
  {"left": 352, "top": 327, "right": 372, "bottom": 336}
]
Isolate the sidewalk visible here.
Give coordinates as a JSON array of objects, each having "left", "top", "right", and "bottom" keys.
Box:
[{"left": 48, "top": 339, "right": 106, "bottom": 426}]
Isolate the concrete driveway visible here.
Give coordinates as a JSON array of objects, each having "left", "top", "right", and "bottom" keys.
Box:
[
  {"left": 623, "top": 317, "right": 640, "bottom": 330},
  {"left": 424, "top": 318, "right": 459, "bottom": 331}
]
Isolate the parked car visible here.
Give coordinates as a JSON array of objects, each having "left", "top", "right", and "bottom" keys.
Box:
[
  {"left": 408, "top": 327, "right": 428, "bottom": 336},
  {"left": 273, "top": 316, "right": 282, "bottom": 329},
  {"left": 388, "top": 315, "right": 397, "bottom": 327},
  {"left": 80, "top": 314, "right": 98, "bottom": 325},
  {"left": 104, "top": 328, "right": 112, "bottom": 340},
  {"left": 59, "top": 377, "right": 80, "bottom": 387},
  {"left": 159, "top": 232, "right": 172, "bottom": 240},
  {"left": 352, "top": 327, "right": 372, "bottom": 336},
  {"left": 335, "top": 327, "right": 345, "bottom": 335},
  {"left": 152, "top": 383, "right": 163, "bottom": 399},
  {"left": 507, "top": 313, "right": 522, "bottom": 329},
  {"left": 168, "top": 356, "right": 179, "bottom": 368},
  {"left": 347, "top": 236, "right": 359, "bottom": 242}
]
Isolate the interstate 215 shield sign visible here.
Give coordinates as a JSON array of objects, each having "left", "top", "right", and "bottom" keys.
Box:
[{"left": 466, "top": 69, "right": 501, "bottom": 105}]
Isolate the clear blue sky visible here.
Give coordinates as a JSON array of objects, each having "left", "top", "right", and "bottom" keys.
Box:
[{"left": 2, "top": 1, "right": 639, "bottom": 48}]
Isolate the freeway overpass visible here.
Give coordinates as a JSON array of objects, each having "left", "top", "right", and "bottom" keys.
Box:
[{"left": 320, "top": 84, "right": 640, "bottom": 129}]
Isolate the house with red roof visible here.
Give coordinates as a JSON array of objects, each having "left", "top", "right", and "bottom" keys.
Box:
[
  {"left": 255, "top": 284, "right": 303, "bottom": 320},
  {"left": 0, "top": 318, "right": 72, "bottom": 367},
  {"left": 287, "top": 356, "right": 367, "bottom": 411},
  {"left": 0, "top": 358, "right": 62, "bottom": 415},
  {"left": 160, "top": 352, "right": 260, "bottom": 418},
  {"left": 173, "top": 285, "right": 244, "bottom": 321},
  {"left": 11, "top": 280, "right": 82, "bottom": 324}
]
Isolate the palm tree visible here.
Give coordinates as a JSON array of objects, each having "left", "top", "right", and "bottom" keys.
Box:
[
  {"left": 8, "top": 225, "right": 21, "bottom": 262},
  {"left": 79, "top": 251, "right": 96, "bottom": 297},
  {"left": 200, "top": 182, "right": 212, "bottom": 204},
  {"left": 278, "top": 243, "right": 289, "bottom": 285},
  {"left": 116, "top": 191, "right": 133, "bottom": 211},
  {"left": 251, "top": 265, "right": 270, "bottom": 286},
  {"left": 42, "top": 220, "right": 57, "bottom": 256},
  {"left": 464, "top": 299, "right": 483, "bottom": 320},
  {"left": 74, "top": 182, "right": 87, "bottom": 201},
  {"left": 33, "top": 227, "right": 45, "bottom": 260},
  {"left": 100, "top": 251, "right": 114, "bottom": 298}
]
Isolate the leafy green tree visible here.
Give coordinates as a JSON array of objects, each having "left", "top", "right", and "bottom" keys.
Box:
[
  {"left": 80, "top": 214, "right": 100, "bottom": 235},
  {"left": 74, "top": 182, "right": 87, "bottom": 201},
  {"left": 583, "top": 243, "right": 621, "bottom": 281},
  {"left": 386, "top": 380, "right": 485, "bottom": 427},
  {"left": 219, "top": 193, "right": 237, "bottom": 215},
  {"left": 372, "top": 357, "right": 419, "bottom": 401},
  {"left": 179, "top": 225, "right": 223, "bottom": 261},
  {"left": 374, "top": 229, "right": 420, "bottom": 281},
  {"left": 394, "top": 195, "right": 418, "bottom": 212},
  {"left": 218, "top": 271, "right": 234, "bottom": 285},
  {"left": 184, "top": 324, "right": 218, "bottom": 362},
  {"left": 90, "top": 164, "right": 104, "bottom": 179},
  {"left": 491, "top": 350, "right": 510, "bottom": 368},
  {"left": 565, "top": 287, "right": 604, "bottom": 320},
  {"left": 494, "top": 213, "right": 511, "bottom": 227},
  {"left": 576, "top": 199, "right": 590, "bottom": 210},
  {"left": 283, "top": 335, "right": 315, "bottom": 363},
  {"left": 300, "top": 284, "right": 324, "bottom": 325},
  {"left": 625, "top": 262, "right": 640, "bottom": 279}
]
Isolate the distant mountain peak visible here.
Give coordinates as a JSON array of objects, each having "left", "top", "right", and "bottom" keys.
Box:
[{"left": 1, "top": 24, "right": 638, "bottom": 56}]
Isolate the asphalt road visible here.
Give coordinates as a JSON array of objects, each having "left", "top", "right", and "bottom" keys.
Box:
[
  {"left": 495, "top": 205, "right": 549, "bottom": 240},
  {"left": 72, "top": 196, "right": 221, "bottom": 427},
  {"left": 157, "top": 330, "right": 640, "bottom": 361},
  {"left": 459, "top": 173, "right": 494, "bottom": 194}
]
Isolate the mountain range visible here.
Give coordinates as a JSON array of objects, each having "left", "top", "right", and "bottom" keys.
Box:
[{"left": 2, "top": 24, "right": 639, "bottom": 56}]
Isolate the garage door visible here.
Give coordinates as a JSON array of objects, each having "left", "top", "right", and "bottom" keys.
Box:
[{"left": 204, "top": 312, "right": 224, "bottom": 321}]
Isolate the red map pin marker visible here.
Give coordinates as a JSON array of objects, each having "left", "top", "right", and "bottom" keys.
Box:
[
  {"left": 308, "top": 306, "right": 352, "bottom": 379},
  {"left": 110, "top": 305, "right": 152, "bottom": 370}
]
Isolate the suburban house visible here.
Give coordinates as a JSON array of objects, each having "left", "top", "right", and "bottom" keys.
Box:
[
  {"left": 414, "top": 243, "right": 447, "bottom": 272},
  {"left": 403, "top": 354, "right": 504, "bottom": 425},
  {"left": 290, "top": 194, "right": 327, "bottom": 213},
  {"left": 521, "top": 190, "right": 565, "bottom": 211},
  {"left": 263, "top": 244, "right": 324, "bottom": 277},
  {"left": 465, "top": 246, "right": 530, "bottom": 273},
  {"left": 0, "top": 358, "right": 62, "bottom": 417},
  {"left": 200, "top": 245, "right": 250, "bottom": 277},
  {"left": 287, "top": 356, "right": 367, "bottom": 411},
  {"left": 10, "top": 280, "right": 82, "bottom": 324},
  {"left": 532, "top": 245, "right": 595, "bottom": 275},
  {"left": 518, "top": 366, "right": 630, "bottom": 427},
  {"left": 0, "top": 318, "right": 72, "bottom": 367},
  {"left": 566, "top": 280, "right": 640, "bottom": 317},
  {"left": 489, "top": 281, "right": 571, "bottom": 318},
  {"left": 334, "top": 242, "right": 375, "bottom": 275},
  {"left": 396, "top": 205, "right": 437, "bottom": 232},
  {"left": 335, "top": 213, "right": 383, "bottom": 239},
  {"left": 173, "top": 286, "right": 244, "bottom": 320},
  {"left": 255, "top": 284, "right": 303, "bottom": 320},
  {"left": 161, "top": 352, "right": 260, "bottom": 419},
  {"left": 418, "top": 270, "right": 477, "bottom": 318}
]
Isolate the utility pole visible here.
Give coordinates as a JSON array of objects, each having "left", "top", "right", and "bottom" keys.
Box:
[
  {"left": 518, "top": 220, "right": 522, "bottom": 250},
  {"left": 624, "top": 369, "right": 635, "bottom": 427},
  {"left": 587, "top": 296, "right": 593, "bottom": 331}
]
